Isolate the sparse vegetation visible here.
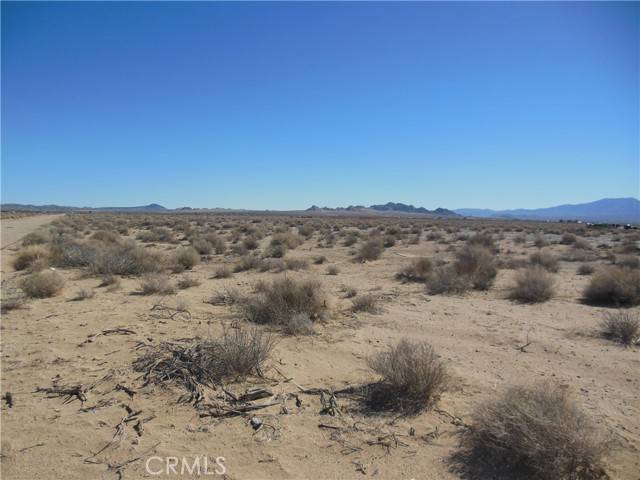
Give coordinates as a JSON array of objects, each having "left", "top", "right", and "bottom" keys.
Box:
[
  {"left": 20, "top": 271, "right": 65, "bottom": 298},
  {"left": 426, "top": 266, "right": 470, "bottom": 295},
  {"left": 457, "top": 383, "right": 608, "bottom": 480},
  {"left": 357, "top": 238, "right": 384, "bottom": 262},
  {"left": 13, "top": 246, "right": 49, "bottom": 271},
  {"left": 529, "top": 250, "right": 559, "bottom": 273},
  {"left": 454, "top": 245, "right": 497, "bottom": 290},
  {"left": 368, "top": 339, "right": 448, "bottom": 411},
  {"left": 351, "top": 294, "right": 380, "bottom": 313},
  {"left": 396, "top": 258, "right": 432, "bottom": 283},
  {"left": 139, "top": 275, "right": 176, "bottom": 295},
  {"left": 583, "top": 266, "right": 640, "bottom": 306},
  {"left": 239, "top": 277, "right": 327, "bottom": 333},
  {"left": 509, "top": 267, "right": 554, "bottom": 303},
  {"left": 601, "top": 310, "right": 639, "bottom": 346}
]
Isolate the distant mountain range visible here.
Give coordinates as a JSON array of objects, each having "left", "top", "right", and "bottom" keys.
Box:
[
  {"left": 2, "top": 198, "right": 638, "bottom": 223},
  {"left": 0, "top": 203, "right": 168, "bottom": 213},
  {"left": 306, "top": 202, "right": 458, "bottom": 217},
  {"left": 454, "top": 198, "right": 640, "bottom": 223}
]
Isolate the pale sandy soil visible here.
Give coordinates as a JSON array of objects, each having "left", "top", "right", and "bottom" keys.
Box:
[
  {"left": 1, "top": 214, "right": 63, "bottom": 251},
  {"left": 0, "top": 215, "right": 638, "bottom": 480}
]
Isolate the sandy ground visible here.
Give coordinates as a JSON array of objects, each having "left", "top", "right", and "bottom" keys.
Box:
[
  {"left": 1, "top": 215, "right": 63, "bottom": 251},
  {"left": 0, "top": 215, "right": 638, "bottom": 480}
]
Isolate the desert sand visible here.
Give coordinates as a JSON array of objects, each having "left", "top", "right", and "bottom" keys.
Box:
[{"left": 0, "top": 213, "right": 638, "bottom": 480}]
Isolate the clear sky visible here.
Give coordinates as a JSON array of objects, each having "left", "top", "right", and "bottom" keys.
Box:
[{"left": 1, "top": 1, "right": 638, "bottom": 210}]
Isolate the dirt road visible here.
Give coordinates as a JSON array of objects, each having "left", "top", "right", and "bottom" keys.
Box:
[{"left": 0, "top": 214, "right": 62, "bottom": 250}]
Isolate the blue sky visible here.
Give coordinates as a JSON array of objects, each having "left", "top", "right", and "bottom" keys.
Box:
[{"left": 1, "top": 1, "right": 638, "bottom": 210}]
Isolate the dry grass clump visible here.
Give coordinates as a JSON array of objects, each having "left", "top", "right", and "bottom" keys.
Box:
[
  {"left": 177, "top": 276, "right": 202, "bottom": 290},
  {"left": 351, "top": 294, "right": 380, "bottom": 313},
  {"left": 533, "top": 233, "right": 548, "bottom": 248},
  {"left": 20, "top": 271, "right": 65, "bottom": 298},
  {"left": 283, "top": 258, "right": 309, "bottom": 271},
  {"left": 90, "top": 230, "right": 120, "bottom": 243},
  {"left": 171, "top": 246, "right": 200, "bottom": 271},
  {"left": 213, "top": 266, "right": 233, "bottom": 278},
  {"left": 615, "top": 254, "right": 639, "bottom": 269},
  {"left": 368, "top": 339, "right": 447, "bottom": 411},
  {"left": 600, "top": 310, "right": 639, "bottom": 346},
  {"left": 191, "top": 237, "right": 213, "bottom": 255},
  {"left": 313, "top": 255, "right": 327, "bottom": 265},
  {"left": 263, "top": 242, "right": 287, "bottom": 258},
  {"left": 426, "top": 266, "right": 470, "bottom": 295},
  {"left": 239, "top": 277, "right": 327, "bottom": 333},
  {"left": 529, "top": 250, "right": 559, "bottom": 273},
  {"left": 234, "top": 254, "right": 264, "bottom": 272},
  {"left": 583, "top": 266, "right": 640, "bottom": 306},
  {"left": 1, "top": 289, "right": 27, "bottom": 313},
  {"left": 13, "top": 246, "right": 49, "bottom": 271},
  {"left": 455, "top": 245, "right": 497, "bottom": 290},
  {"left": 326, "top": 265, "right": 340, "bottom": 275},
  {"left": 137, "top": 227, "right": 176, "bottom": 244},
  {"left": 357, "top": 238, "right": 384, "bottom": 262},
  {"left": 577, "top": 263, "right": 595, "bottom": 276},
  {"left": 560, "top": 232, "right": 576, "bottom": 245},
  {"left": 509, "top": 267, "right": 555, "bottom": 303},
  {"left": 243, "top": 236, "right": 260, "bottom": 250},
  {"left": 72, "top": 288, "right": 95, "bottom": 301},
  {"left": 88, "top": 241, "right": 162, "bottom": 276},
  {"left": 396, "top": 258, "right": 432, "bottom": 283},
  {"left": 466, "top": 232, "right": 497, "bottom": 252},
  {"left": 133, "top": 328, "right": 275, "bottom": 402},
  {"left": 21, "top": 230, "right": 50, "bottom": 246},
  {"left": 456, "top": 383, "right": 608, "bottom": 480},
  {"left": 271, "top": 232, "right": 303, "bottom": 249},
  {"left": 139, "top": 275, "right": 176, "bottom": 295}
]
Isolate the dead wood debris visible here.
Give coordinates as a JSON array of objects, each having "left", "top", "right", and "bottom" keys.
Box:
[{"left": 81, "top": 328, "right": 137, "bottom": 345}]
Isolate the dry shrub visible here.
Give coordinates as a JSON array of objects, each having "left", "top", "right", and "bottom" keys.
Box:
[
  {"left": 615, "top": 255, "right": 639, "bottom": 269},
  {"left": 601, "top": 310, "right": 639, "bottom": 346},
  {"left": 13, "top": 246, "right": 49, "bottom": 271},
  {"left": 573, "top": 237, "right": 591, "bottom": 250},
  {"left": 283, "top": 258, "right": 309, "bottom": 271},
  {"left": 171, "top": 246, "right": 200, "bottom": 271},
  {"left": 534, "top": 233, "right": 548, "bottom": 248},
  {"left": 90, "top": 230, "right": 120, "bottom": 243},
  {"left": 21, "top": 230, "right": 50, "bottom": 246},
  {"left": 239, "top": 277, "right": 327, "bottom": 332},
  {"left": 49, "top": 239, "right": 95, "bottom": 268},
  {"left": 284, "top": 313, "right": 315, "bottom": 335},
  {"left": 426, "top": 266, "right": 470, "bottom": 295},
  {"left": 234, "top": 254, "right": 264, "bottom": 272},
  {"left": 88, "top": 241, "right": 162, "bottom": 276},
  {"left": 263, "top": 243, "right": 287, "bottom": 258},
  {"left": 326, "top": 265, "right": 340, "bottom": 275},
  {"left": 213, "top": 266, "right": 232, "bottom": 278},
  {"left": 72, "top": 288, "right": 95, "bottom": 301},
  {"left": 191, "top": 237, "right": 212, "bottom": 255},
  {"left": 204, "top": 233, "right": 226, "bottom": 254},
  {"left": 313, "top": 255, "right": 327, "bottom": 265},
  {"left": 137, "top": 227, "right": 176, "bottom": 243},
  {"left": 396, "top": 258, "right": 432, "bottom": 283},
  {"left": 243, "top": 236, "right": 260, "bottom": 250},
  {"left": 351, "top": 294, "right": 380, "bottom": 313},
  {"left": 357, "top": 238, "right": 384, "bottom": 262},
  {"left": 583, "top": 266, "right": 640, "bottom": 306},
  {"left": 298, "top": 224, "right": 315, "bottom": 238},
  {"left": 368, "top": 339, "right": 447, "bottom": 411},
  {"left": 177, "top": 276, "right": 201, "bottom": 290},
  {"left": 133, "top": 328, "right": 275, "bottom": 402},
  {"left": 560, "top": 233, "right": 576, "bottom": 245},
  {"left": 1, "top": 290, "right": 26, "bottom": 313},
  {"left": 509, "top": 267, "right": 554, "bottom": 303},
  {"left": 271, "top": 232, "right": 302, "bottom": 249},
  {"left": 139, "top": 275, "right": 176, "bottom": 295},
  {"left": 456, "top": 383, "right": 608, "bottom": 480},
  {"left": 20, "top": 271, "right": 65, "bottom": 298},
  {"left": 467, "top": 232, "right": 497, "bottom": 252},
  {"left": 577, "top": 263, "right": 595, "bottom": 276},
  {"left": 529, "top": 250, "right": 559, "bottom": 273},
  {"left": 455, "top": 245, "right": 497, "bottom": 290}
]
